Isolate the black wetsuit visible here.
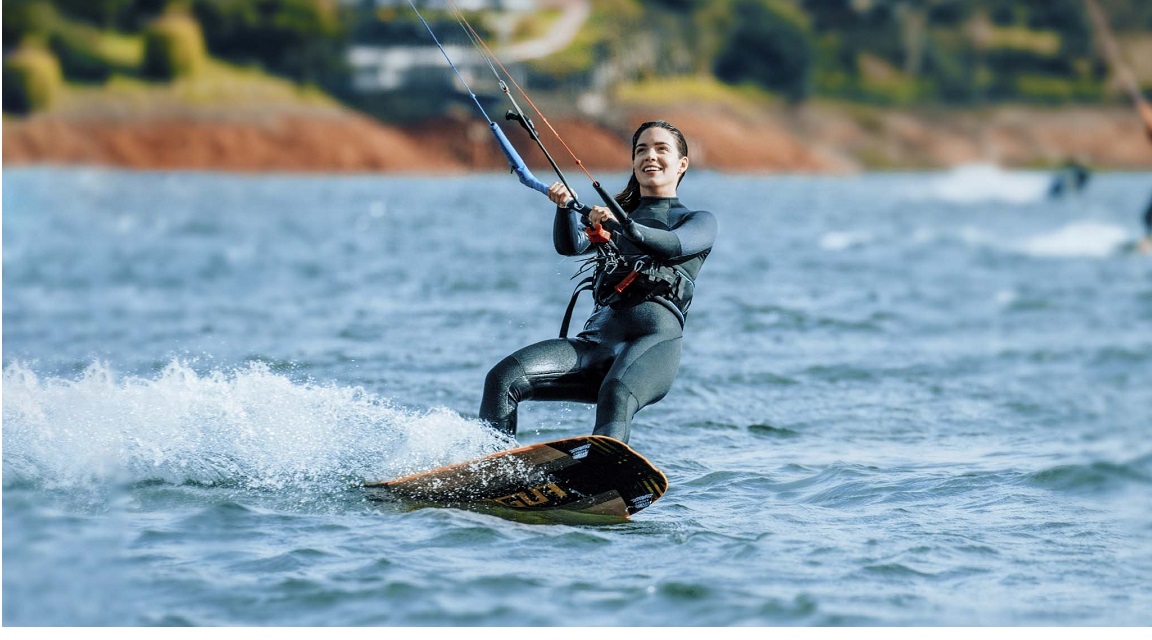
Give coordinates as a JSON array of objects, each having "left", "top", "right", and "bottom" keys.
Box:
[
  {"left": 479, "top": 196, "right": 717, "bottom": 443},
  {"left": 1144, "top": 193, "right": 1152, "bottom": 236},
  {"left": 1047, "top": 162, "right": 1090, "bottom": 198}
]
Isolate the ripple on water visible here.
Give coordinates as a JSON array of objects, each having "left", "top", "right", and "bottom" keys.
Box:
[{"left": 1023, "top": 457, "right": 1152, "bottom": 495}]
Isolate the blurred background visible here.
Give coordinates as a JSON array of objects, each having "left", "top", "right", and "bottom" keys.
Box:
[{"left": 4, "top": 0, "right": 1152, "bottom": 172}]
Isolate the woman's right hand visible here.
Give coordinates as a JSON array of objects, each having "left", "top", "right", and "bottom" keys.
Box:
[{"left": 548, "top": 182, "right": 572, "bottom": 207}]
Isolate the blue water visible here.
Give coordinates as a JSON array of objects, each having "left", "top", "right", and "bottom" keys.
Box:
[{"left": 4, "top": 165, "right": 1152, "bottom": 626}]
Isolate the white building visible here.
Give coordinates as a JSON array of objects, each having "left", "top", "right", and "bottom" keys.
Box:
[
  {"left": 345, "top": 0, "right": 539, "bottom": 92},
  {"left": 342, "top": 0, "right": 535, "bottom": 11}
]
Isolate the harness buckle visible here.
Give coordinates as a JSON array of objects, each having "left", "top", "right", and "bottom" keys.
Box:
[{"left": 613, "top": 260, "right": 645, "bottom": 294}]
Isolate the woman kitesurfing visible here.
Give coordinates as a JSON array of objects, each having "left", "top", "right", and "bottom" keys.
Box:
[
  {"left": 406, "top": 1, "right": 717, "bottom": 444},
  {"left": 480, "top": 121, "right": 716, "bottom": 444}
]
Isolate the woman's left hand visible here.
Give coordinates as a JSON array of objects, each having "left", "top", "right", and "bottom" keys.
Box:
[{"left": 588, "top": 205, "right": 616, "bottom": 227}]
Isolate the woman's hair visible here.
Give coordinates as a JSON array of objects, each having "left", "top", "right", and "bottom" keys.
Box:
[{"left": 614, "top": 120, "right": 688, "bottom": 213}]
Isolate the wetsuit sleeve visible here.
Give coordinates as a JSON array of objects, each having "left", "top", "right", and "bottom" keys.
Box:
[
  {"left": 553, "top": 206, "right": 591, "bottom": 256},
  {"left": 620, "top": 210, "right": 717, "bottom": 260}
]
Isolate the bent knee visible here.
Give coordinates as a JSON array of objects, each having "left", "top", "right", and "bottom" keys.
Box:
[
  {"left": 485, "top": 355, "right": 525, "bottom": 388},
  {"left": 485, "top": 355, "right": 540, "bottom": 408}
]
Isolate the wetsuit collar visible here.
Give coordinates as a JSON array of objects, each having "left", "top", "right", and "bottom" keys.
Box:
[
  {"left": 635, "top": 197, "right": 682, "bottom": 217},
  {"left": 638, "top": 196, "right": 681, "bottom": 208}
]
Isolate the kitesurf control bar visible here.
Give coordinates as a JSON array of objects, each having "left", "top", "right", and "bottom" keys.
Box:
[{"left": 593, "top": 181, "right": 629, "bottom": 222}]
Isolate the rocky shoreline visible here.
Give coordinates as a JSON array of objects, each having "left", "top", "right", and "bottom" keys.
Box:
[{"left": 4, "top": 102, "right": 1151, "bottom": 173}]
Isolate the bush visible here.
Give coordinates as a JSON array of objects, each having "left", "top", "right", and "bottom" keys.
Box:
[
  {"left": 192, "top": 0, "right": 345, "bottom": 85},
  {"left": 141, "top": 11, "right": 206, "bottom": 80},
  {"left": 3, "top": 42, "right": 64, "bottom": 114},
  {"left": 52, "top": 0, "right": 141, "bottom": 30},
  {"left": 49, "top": 23, "right": 145, "bottom": 83},
  {"left": 713, "top": 0, "right": 814, "bottom": 102},
  {"left": 3, "top": 0, "right": 61, "bottom": 52}
]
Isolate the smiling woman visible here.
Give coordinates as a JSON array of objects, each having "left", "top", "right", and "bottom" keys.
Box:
[
  {"left": 478, "top": 120, "right": 718, "bottom": 445},
  {"left": 619, "top": 121, "right": 692, "bottom": 204}
]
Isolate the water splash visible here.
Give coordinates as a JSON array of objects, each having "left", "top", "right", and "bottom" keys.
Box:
[
  {"left": 2, "top": 360, "right": 509, "bottom": 494},
  {"left": 1017, "top": 221, "right": 1132, "bottom": 258},
  {"left": 819, "top": 230, "right": 874, "bottom": 251},
  {"left": 904, "top": 164, "right": 1050, "bottom": 204}
]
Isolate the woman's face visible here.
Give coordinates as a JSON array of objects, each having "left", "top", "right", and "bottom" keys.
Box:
[{"left": 633, "top": 126, "right": 688, "bottom": 197}]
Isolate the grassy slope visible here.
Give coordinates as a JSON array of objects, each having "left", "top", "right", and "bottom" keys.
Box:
[
  {"left": 10, "top": 17, "right": 340, "bottom": 120},
  {"left": 55, "top": 61, "right": 341, "bottom": 118}
]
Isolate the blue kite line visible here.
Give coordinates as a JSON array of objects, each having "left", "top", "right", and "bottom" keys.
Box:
[{"left": 406, "top": 0, "right": 550, "bottom": 195}]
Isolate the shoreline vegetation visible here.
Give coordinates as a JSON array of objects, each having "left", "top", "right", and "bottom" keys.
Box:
[
  {"left": 4, "top": 1, "right": 1151, "bottom": 174},
  {"left": 5, "top": 91, "right": 1150, "bottom": 174}
]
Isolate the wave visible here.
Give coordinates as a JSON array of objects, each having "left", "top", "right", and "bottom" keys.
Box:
[
  {"left": 1, "top": 360, "right": 510, "bottom": 494},
  {"left": 818, "top": 218, "right": 1135, "bottom": 260},
  {"left": 902, "top": 164, "right": 1051, "bottom": 205},
  {"left": 1022, "top": 456, "right": 1152, "bottom": 494},
  {"left": 819, "top": 230, "right": 875, "bottom": 251},
  {"left": 1015, "top": 221, "right": 1134, "bottom": 258}
]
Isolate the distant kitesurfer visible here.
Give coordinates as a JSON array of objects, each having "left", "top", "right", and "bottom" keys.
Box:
[
  {"left": 1047, "top": 159, "right": 1091, "bottom": 198},
  {"left": 1142, "top": 199, "right": 1152, "bottom": 254},
  {"left": 479, "top": 121, "right": 717, "bottom": 444},
  {"left": 1140, "top": 102, "right": 1152, "bottom": 254}
]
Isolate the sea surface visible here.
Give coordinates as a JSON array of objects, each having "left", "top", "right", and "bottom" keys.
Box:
[{"left": 4, "top": 165, "right": 1152, "bottom": 626}]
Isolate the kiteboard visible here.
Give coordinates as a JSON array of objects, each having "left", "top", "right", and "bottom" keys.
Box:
[{"left": 364, "top": 435, "right": 667, "bottom": 522}]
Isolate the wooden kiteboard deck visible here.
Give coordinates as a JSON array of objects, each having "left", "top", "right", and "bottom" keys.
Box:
[{"left": 364, "top": 435, "right": 668, "bottom": 521}]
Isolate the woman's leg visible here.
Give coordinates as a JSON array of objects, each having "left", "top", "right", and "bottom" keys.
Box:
[
  {"left": 592, "top": 335, "right": 683, "bottom": 443},
  {"left": 479, "top": 338, "right": 604, "bottom": 436}
]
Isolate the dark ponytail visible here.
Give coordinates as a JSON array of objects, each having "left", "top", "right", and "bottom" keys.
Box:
[{"left": 614, "top": 120, "right": 689, "bottom": 213}]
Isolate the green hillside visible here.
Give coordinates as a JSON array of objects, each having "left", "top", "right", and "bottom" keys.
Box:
[{"left": 5, "top": 0, "right": 1152, "bottom": 117}]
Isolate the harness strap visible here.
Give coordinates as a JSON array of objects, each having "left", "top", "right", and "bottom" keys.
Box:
[
  {"left": 559, "top": 277, "right": 595, "bottom": 338},
  {"left": 653, "top": 297, "right": 686, "bottom": 328},
  {"left": 644, "top": 264, "right": 692, "bottom": 326}
]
